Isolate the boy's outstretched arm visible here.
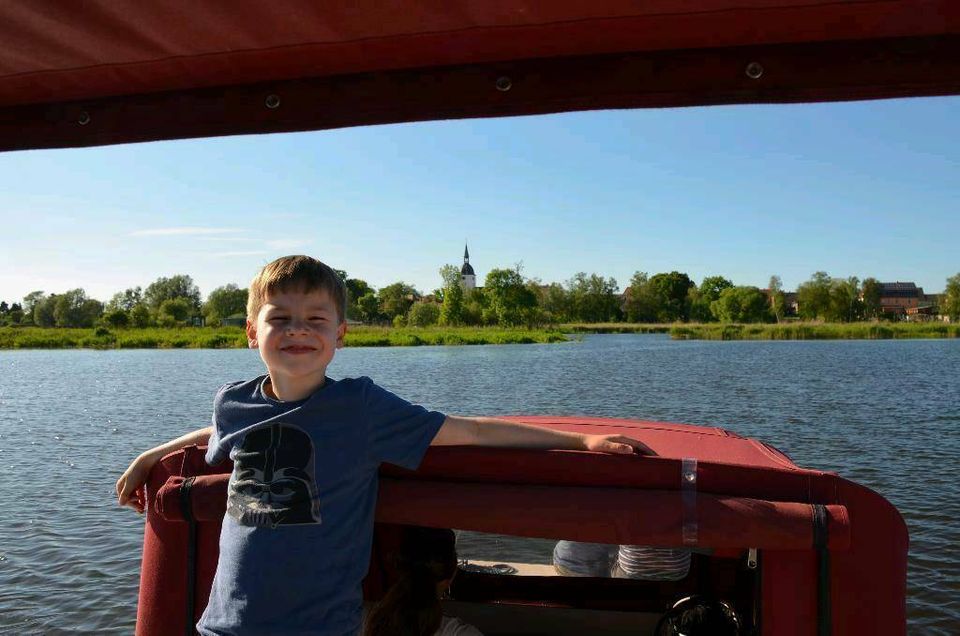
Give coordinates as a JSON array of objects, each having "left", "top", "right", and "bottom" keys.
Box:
[
  {"left": 432, "top": 416, "right": 655, "bottom": 455},
  {"left": 115, "top": 426, "right": 212, "bottom": 514}
]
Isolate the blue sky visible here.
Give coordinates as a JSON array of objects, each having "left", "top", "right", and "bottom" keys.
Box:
[{"left": 1, "top": 96, "right": 957, "bottom": 304}]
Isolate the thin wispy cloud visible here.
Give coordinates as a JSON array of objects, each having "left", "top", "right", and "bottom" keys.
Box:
[
  {"left": 265, "top": 239, "right": 311, "bottom": 250},
  {"left": 129, "top": 227, "right": 247, "bottom": 237},
  {"left": 211, "top": 250, "right": 270, "bottom": 258},
  {"left": 199, "top": 237, "right": 259, "bottom": 243}
]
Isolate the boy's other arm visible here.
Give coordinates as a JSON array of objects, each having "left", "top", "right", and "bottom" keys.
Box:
[
  {"left": 115, "top": 426, "right": 212, "bottom": 514},
  {"left": 432, "top": 416, "right": 655, "bottom": 455}
]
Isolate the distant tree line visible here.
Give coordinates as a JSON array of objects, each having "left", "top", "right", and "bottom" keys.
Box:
[{"left": 2, "top": 270, "right": 959, "bottom": 329}]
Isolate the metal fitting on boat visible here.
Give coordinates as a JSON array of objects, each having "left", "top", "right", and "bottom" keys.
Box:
[
  {"left": 77, "top": 111, "right": 91, "bottom": 126},
  {"left": 264, "top": 94, "right": 281, "bottom": 109},
  {"left": 745, "top": 62, "right": 764, "bottom": 80},
  {"left": 681, "top": 457, "right": 698, "bottom": 546},
  {"left": 495, "top": 76, "right": 512, "bottom": 92}
]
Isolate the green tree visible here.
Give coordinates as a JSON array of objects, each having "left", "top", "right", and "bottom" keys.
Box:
[
  {"left": 344, "top": 278, "right": 374, "bottom": 321},
  {"left": 378, "top": 282, "right": 418, "bottom": 320},
  {"left": 7, "top": 303, "right": 23, "bottom": 325},
  {"left": 689, "top": 275, "right": 733, "bottom": 322},
  {"left": 130, "top": 304, "right": 152, "bottom": 328},
  {"left": 461, "top": 287, "right": 489, "bottom": 325},
  {"left": 861, "top": 278, "right": 882, "bottom": 320},
  {"left": 345, "top": 278, "right": 373, "bottom": 302},
  {"left": 22, "top": 291, "right": 46, "bottom": 325},
  {"left": 649, "top": 271, "right": 694, "bottom": 322},
  {"left": 711, "top": 286, "right": 770, "bottom": 323},
  {"left": 33, "top": 294, "right": 57, "bottom": 327},
  {"left": 827, "top": 277, "right": 861, "bottom": 322},
  {"left": 438, "top": 265, "right": 464, "bottom": 326},
  {"left": 768, "top": 275, "right": 787, "bottom": 323},
  {"left": 796, "top": 272, "right": 833, "bottom": 320},
  {"left": 50, "top": 289, "right": 103, "bottom": 327},
  {"left": 485, "top": 267, "right": 537, "bottom": 326},
  {"left": 102, "top": 309, "right": 130, "bottom": 328},
  {"left": 943, "top": 273, "right": 960, "bottom": 321},
  {"left": 439, "top": 264, "right": 461, "bottom": 289},
  {"left": 566, "top": 272, "right": 619, "bottom": 323},
  {"left": 622, "top": 272, "right": 657, "bottom": 323},
  {"left": 357, "top": 293, "right": 380, "bottom": 323},
  {"left": 107, "top": 287, "right": 143, "bottom": 312},
  {"left": 439, "top": 281, "right": 464, "bottom": 326},
  {"left": 407, "top": 302, "right": 441, "bottom": 327},
  {"left": 144, "top": 275, "right": 201, "bottom": 312},
  {"left": 533, "top": 283, "right": 565, "bottom": 323},
  {"left": 157, "top": 297, "right": 193, "bottom": 327},
  {"left": 203, "top": 284, "right": 248, "bottom": 326}
]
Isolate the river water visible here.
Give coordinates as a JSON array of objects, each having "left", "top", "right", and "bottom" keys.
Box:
[{"left": 0, "top": 335, "right": 957, "bottom": 634}]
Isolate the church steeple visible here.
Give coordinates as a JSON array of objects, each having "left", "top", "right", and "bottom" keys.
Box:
[{"left": 460, "top": 241, "right": 476, "bottom": 291}]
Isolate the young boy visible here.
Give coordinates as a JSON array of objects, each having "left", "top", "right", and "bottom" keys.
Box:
[{"left": 116, "top": 255, "right": 652, "bottom": 636}]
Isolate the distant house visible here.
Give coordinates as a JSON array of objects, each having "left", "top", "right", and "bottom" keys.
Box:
[
  {"left": 905, "top": 305, "right": 937, "bottom": 321},
  {"left": 783, "top": 292, "right": 799, "bottom": 317},
  {"left": 759, "top": 289, "right": 799, "bottom": 317},
  {"left": 223, "top": 313, "right": 246, "bottom": 327},
  {"left": 877, "top": 282, "right": 924, "bottom": 318}
]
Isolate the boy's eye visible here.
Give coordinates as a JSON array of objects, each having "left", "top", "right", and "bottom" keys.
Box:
[
  {"left": 309, "top": 316, "right": 326, "bottom": 322},
  {"left": 268, "top": 316, "right": 288, "bottom": 322}
]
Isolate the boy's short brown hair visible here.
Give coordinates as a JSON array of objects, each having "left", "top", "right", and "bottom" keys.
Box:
[{"left": 247, "top": 255, "right": 347, "bottom": 322}]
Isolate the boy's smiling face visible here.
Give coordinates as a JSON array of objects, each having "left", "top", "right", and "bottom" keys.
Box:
[{"left": 246, "top": 288, "right": 345, "bottom": 400}]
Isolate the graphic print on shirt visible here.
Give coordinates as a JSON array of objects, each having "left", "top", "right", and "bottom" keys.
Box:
[{"left": 227, "top": 422, "right": 322, "bottom": 528}]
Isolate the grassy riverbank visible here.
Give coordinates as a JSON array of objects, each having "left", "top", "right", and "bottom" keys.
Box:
[
  {"left": 0, "top": 326, "right": 570, "bottom": 349},
  {"left": 560, "top": 323, "right": 672, "bottom": 334},
  {"left": 4, "top": 322, "right": 955, "bottom": 348},
  {"left": 670, "top": 322, "right": 960, "bottom": 340}
]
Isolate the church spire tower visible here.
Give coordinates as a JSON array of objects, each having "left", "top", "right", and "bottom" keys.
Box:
[{"left": 460, "top": 242, "right": 476, "bottom": 291}]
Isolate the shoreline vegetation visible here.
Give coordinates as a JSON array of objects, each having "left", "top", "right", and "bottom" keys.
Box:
[
  {"left": 0, "top": 322, "right": 957, "bottom": 350},
  {"left": 0, "top": 326, "right": 570, "bottom": 350},
  {"left": 669, "top": 322, "right": 959, "bottom": 340}
]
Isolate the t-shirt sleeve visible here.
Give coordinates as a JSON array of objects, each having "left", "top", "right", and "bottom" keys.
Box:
[
  {"left": 204, "top": 383, "right": 234, "bottom": 465},
  {"left": 438, "top": 616, "right": 485, "bottom": 636},
  {"left": 364, "top": 378, "right": 446, "bottom": 470}
]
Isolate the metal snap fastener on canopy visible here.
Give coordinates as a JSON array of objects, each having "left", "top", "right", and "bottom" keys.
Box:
[
  {"left": 745, "top": 62, "right": 764, "bottom": 80},
  {"left": 264, "top": 94, "right": 281, "bottom": 109},
  {"left": 77, "top": 111, "right": 91, "bottom": 126},
  {"left": 495, "top": 76, "right": 513, "bottom": 92}
]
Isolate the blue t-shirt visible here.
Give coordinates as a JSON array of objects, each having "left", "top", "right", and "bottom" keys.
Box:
[{"left": 197, "top": 375, "right": 446, "bottom": 636}]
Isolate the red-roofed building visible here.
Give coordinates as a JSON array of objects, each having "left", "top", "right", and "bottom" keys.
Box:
[{"left": 877, "top": 282, "right": 924, "bottom": 317}]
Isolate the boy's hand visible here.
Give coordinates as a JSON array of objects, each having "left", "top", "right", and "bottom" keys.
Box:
[
  {"left": 114, "top": 426, "right": 212, "bottom": 514},
  {"left": 115, "top": 452, "right": 159, "bottom": 514},
  {"left": 583, "top": 434, "right": 656, "bottom": 456}
]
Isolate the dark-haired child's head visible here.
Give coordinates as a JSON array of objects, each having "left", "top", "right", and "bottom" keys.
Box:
[
  {"left": 656, "top": 596, "right": 740, "bottom": 636},
  {"left": 364, "top": 527, "right": 458, "bottom": 636},
  {"left": 396, "top": 526, "right": 458, "bottom": 586}
]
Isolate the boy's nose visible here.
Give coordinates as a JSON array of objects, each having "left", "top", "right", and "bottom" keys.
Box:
[{"left": 285, "top": 319, "right": 309, "bottom": 333}]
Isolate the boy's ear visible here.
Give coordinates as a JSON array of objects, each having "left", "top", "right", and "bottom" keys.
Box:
[
  {"left": 246, "top": 319, "right": 259, "bottom": 349},
  {"left": 336, "top": 320, "right": 347, "bottom": 348}
]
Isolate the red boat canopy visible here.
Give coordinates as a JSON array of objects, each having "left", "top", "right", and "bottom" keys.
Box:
[{"left": 1, "top": 0, "right": 958, "bottom": 151}]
